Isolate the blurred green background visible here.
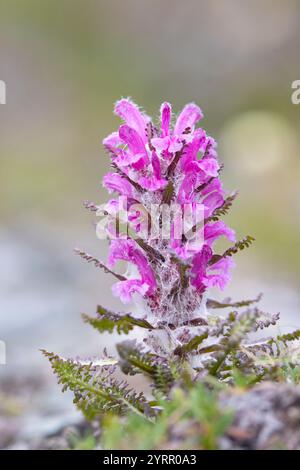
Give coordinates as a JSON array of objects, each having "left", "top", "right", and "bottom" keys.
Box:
[{"left": 0, "top": 0, "right": 300, "bottom": 448}]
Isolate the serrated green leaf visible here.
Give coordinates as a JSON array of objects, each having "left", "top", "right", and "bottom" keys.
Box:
[
  {"left": 82, "top": 306, "right": 154, "bottom": 335},
  {"left": 42, "top": 349, "right": 154, "bottom": 420},
  {"left": 174, "top": 331, "right": 209, "bottom": 355},
  {"left": 117, "top": 340, "right": 175, "bottom": 394},
  {"left": 207, "top": 293, "right": 262, "bottom": 309}
]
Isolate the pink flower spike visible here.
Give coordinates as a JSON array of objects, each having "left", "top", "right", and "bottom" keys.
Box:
[
  {"left": 100, "top": 100, "right": 237, "bottom": 306},
  {"left": 174, "top": 103, "right": 203, "bottom": 135},
  {"left": 114, "top": 98, "right": 148, "bottom": 142}
]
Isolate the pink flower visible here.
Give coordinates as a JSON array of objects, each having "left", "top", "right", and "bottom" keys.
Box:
[
  {"left": 190, "top": 245, "right": 213, "bottom": 292},
  {"left": 204, "top": 257, "right": 236, "bottom": 291},
  {"left": 118, "top": 124, "right": 149, "bottom": 170},
  {"left": 190, "top": 246, "right": 235, "bottom": 292},
  {"left": 112, "top": 279, "right": 149, "bottom": 304},
  {"left": 139, "top": 151, "right": 167, "bottom": 190},
  {"left": 103, "top": 173, "right": 135, "bottom": 198},
  {"left": 151, "top": 102, "right": 203, "bottom": 159},
  {"left": 174, "top": 103, "right": 204, "bottom": 135},
  {"left": 114, "top": 98, "right": 149, "bottom": 142},
  {"left": 204, "top": 221, "right": 236, "bottom": 246},
  {"left": 203, "top": 191, "right": 224, "bottom": 218},
  {"left": 101, "top": 99, "right": 236, "bottom": 313},
  {"left": 108, "top": 239, "right": 157, "bottom": 302}
]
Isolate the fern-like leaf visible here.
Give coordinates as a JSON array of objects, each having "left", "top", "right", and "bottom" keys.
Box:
[
  {"left": 253, "top": 310, "right": 280, "bottom": 331},
  {"left": 82, "top": 306, "right": 154, "bottom": 335},
  {"left": 74, "top": 249, "right": 126, "bottom": 281},
  {"left": 272, "top": 329, "right": 300, "bottom": 346},
  {"left": 174, "top": 331, "right": 209, "bottom": 356},
  {"left": 207, "top": 294, "right": 262, "bottom": 310},
  {"left": 117, "top": 340, "right": 175, "bottom": 393},
  {"left": 208, "top": 310, "right": 259, "bottom": 376},
  {"left": 117, "top": 340, "right": 157, "bottom": 375},
  {"left": 209, "top": 235, "right": 255, "bottom": 265},
  {"left": 209, "top": 191, "right": 238, "bottom": 221},
  {"left": 42, "top": 350, "right": 154, "bottom": 420}
]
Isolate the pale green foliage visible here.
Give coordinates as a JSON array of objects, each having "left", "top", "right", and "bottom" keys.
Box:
[
  {"left": 43, "top": 298, "right": 300, "bottom": 443},
  {"left": 43, "top": 287, "right": 300, "bottom": 449},
  {"left": 102, "top": 385, "right": 233, "bottom": 450},
  {"left": 42, "top": 350, "right": 154, "bottom": 420},
  {"left": 82, "top": 305, "right": 154, "bottom": 335}
]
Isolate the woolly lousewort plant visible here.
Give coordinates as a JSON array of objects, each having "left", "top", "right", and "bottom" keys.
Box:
[{"left": 44, "top": 99, "right": 300, "bottom": 423}]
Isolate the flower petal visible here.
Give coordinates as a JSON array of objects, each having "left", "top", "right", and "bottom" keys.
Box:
[
  {"left": 119, "top": 124, "right": 146, "bottom": 155},
  {"left": 108, "top": 239, "right": 157, "bottom": 296},
  {"left": 195, "top": 158, "right": 220, "bottom": 177},
  {"left": 160, "top": 102, "right": 172, "bottom": 136},
  {"left": 115, "top": 98, "right": 148, "bottom": 141},
  {"left": 190, "top": 245, "right": 212, "bottom": 291},
  {"left": 112, "top": 279, "right": 149, "bottom": 303},
  {"left": 103, "top": 172, "right": 134, "bottom": 198},
  {"left": 103, "top": 132, "right": 122, "bottom": 149},
  {"left": 205, "top": 257, "right": 235, "bottom": 290},
  {"left": 174, "top": 103, "right": 203, "bottom": 135},
  {"left": 204, "top": 221, "right": 236, "bottom": 246},
  {"left": 178, "top": 173, "right": 198, "bottom": 204},
  {"left": 151, "top": 151, "right": 162, "bottom": 180},
  {"left": 139, "top": 176, "right": 168, "bottom": 191},
  {"left": 203, "top": 191, "right": 224, "bottom": 218}
]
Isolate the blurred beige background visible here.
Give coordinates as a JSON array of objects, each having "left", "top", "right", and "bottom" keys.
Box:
[{"left": 0, "top": 0, "right": 300, "bottom": 447}]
